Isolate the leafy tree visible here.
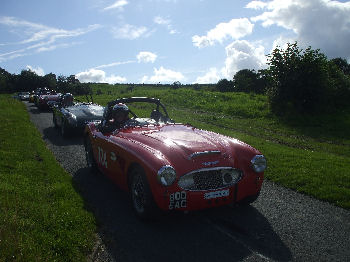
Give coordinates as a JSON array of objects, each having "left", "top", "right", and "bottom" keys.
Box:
[
  {"left": 216, "top": 79, "right": 233, "bottom": 92},
  {"left": 172, "top": 81, "right": 181, "bottom": 89},
  {"left": 0, "top": 67, "right": 13, "bottom": 93},
  {"left": 233, "top": 69, "right": 266, "bottom": 94},
  {"left": 330, "top": 58, "right": 350, "bottom": 75},
  {"left": 43, "top": 73, "right": 57, "bottom": 90},
  {"left": 265, "top": 42, "right": 330, "bottom": 114},
  {"left": 265, "top": 42, "right": 350, "bottom": 114},
  {"left": 192, "top": 83, "right": 200, "bottom": 91},
  {"left": 326, "top": 61, "right": 350, "bottom": 108},
  {"left": 18, "top": 69, "right": 41, "bottom": 92},
  {"left": 57, "top": 75, "right": 68, "bottom": 93},
  {"left": 67, "top": 75, "right": 80, "bottom": 84}
]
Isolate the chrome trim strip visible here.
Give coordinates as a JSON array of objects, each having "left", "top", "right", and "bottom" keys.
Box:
[
  {"left": 185, "top": 166, "right": 234, "bottom": 175},
  {"left": 188, "top": 150, "right": 221, "bottom": 160}
]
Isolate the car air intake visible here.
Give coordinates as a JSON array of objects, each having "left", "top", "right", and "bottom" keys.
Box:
[{"left": 178, "top": 167, "right": 242, "bottom": 191}]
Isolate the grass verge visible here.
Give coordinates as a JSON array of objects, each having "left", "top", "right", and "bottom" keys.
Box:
[{"left": 0, "top": 95, "right": 96, "bottom": 261}]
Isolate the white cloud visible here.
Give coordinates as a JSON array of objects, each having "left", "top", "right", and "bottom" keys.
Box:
[
  {"left": 26, "top": 65, "right": 44, "bottom": 76},
  {"left": 103, "top": 0, "right": 128, "bottom": 11},
  {"left": 137, "top": 51, "right": 157, "bottom": 63},
  {"left": 271, "top": 35, "right": 297, "bottom": 50},
  {"left": 105, "top": 74, "right": 127, "bottom": 84},
  {"left": 245, "top": 1, "right": 268, "bottom": 10},
  {"left": 76, "top": 69, "right": 126, "bottom": 84},
  {"left": 94, "top": 60, "right": 135, "bottom": 69},
  {"left": 0, "top": 16, "right": 101, "bottom": 61},
  {"left": 0, "top": 16, "right": 100, "bottom": 45},
  {"left": 141, "top": 66, "right": 185, "bottom": 83},
  {"left": 249, "top": 0, "right": 350, "bottom": 59},
  {"left": 154, "top": 16, "right": 171, "bottom": 25},
  {"left": 153, "top": 16, "right": 178, "bottom": 34},
  {"left": 112, "top": 24, "right": 152, "bottom": 40},
  {"left": 194, "top": 68, "right": 221, "bottom": 84},
  {"left": 192, "top": 18, "right": 254, "bottom": 48},
  {"left": 223, "top": 40, "right": 267, "bottom": 79}
]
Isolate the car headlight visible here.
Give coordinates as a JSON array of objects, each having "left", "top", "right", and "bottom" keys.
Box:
[
  {"left": 251, "top": 155, "right": 267, "bottom": 173},
  {"left": 157, "top": 165, "right": 176, "bottom": 186}
]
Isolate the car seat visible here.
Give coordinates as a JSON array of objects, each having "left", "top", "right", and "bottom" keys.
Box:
[{"left": 150, "top": 110, "right": 163, "bottom": 122}]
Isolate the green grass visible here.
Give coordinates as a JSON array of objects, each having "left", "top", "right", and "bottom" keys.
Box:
[
  {"left": 0, "top": 95, "right": 96, "bottom": 261},
  {"left": 79, "top": 85, "right": 350, "bottom": 209}
]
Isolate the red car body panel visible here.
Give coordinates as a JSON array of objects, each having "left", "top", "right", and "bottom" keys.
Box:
[{"left": 85, "top": 120, "right": 264, "bottom": 212}]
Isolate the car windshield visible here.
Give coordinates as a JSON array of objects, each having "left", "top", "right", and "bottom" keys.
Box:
[
  {"left": 121, "top": 100, "right": 173, "bottom": 125},
  {"left": 124, "top": 118, "right": 160, "bottom": 127}
]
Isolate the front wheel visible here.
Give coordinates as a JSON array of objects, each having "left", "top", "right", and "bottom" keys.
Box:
[
  {"left": 237, "top": 192, "right": 260, "bottom": 206},
  {"left": 61, "top": 120, "right": 70, "bottom": 137},
  {"left": 130, "top": 167, "right": 159, "bottom": 220},
  {"left": 84, "top": 136, "right": 97, "bottom": 173},
  {"left": 53, "top": 113, "right": 58, "bottom": 128}
]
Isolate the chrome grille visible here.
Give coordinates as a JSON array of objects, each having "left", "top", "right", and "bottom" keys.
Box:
[
  {"left": 178, "top": 167, "right": 242, "bottom": 191},
  {"left": 193, "top": 169, "right": 223, "bottom": 190}
]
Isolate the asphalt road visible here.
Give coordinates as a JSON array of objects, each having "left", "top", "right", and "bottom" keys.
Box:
[{"left": 24, "top": 101, "right": 350, "bottom": 262}]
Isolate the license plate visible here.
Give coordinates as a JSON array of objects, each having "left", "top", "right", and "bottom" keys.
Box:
[{"left": 204, "top": 189, "right": 229, "bottom": 200}]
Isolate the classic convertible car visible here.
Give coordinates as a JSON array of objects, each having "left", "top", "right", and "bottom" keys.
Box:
[
  {"left": 84, "top": 97, "right": 266, "bottom": 219},
  {"left": 52, "top": 94, "right": 105, "bottom": 137},
  {"left": 37, "top": 92, "right": 62, "bottom": 110},
  {"left": 33, "top": 88, "right": 50, "bottom": 106},
  {"left": 15, "top": 92, "right": 30, "bottom": 101}
]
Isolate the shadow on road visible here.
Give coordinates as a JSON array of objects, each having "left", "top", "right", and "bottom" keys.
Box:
[
  {"left": 73, "top": 167, "right": 292, "bottom": 262},
  {"left": 42, "top": 126, "right": 83, "bottom": 146},
  {"left": 28, "top": 104, "right": 42, "bottom": 114}
]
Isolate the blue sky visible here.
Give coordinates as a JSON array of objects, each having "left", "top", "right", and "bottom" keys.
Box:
[{"left": 1, "top": 0, "right": 349, "bottom": 84}]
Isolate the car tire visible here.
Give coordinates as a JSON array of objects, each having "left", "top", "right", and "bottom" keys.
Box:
[
  {"left": 84, "top": 136, "right": 98, "bottom": 173},
  {"left": 130, "top": 167, "right": 159, "bottom": 220},
  {"left": 237, "top": 192, "right": 260, "bottom": 206},
  {"left": 53, "top": 114, "right": 58, "bottom": 128},
  {"left": 61, "top": 120, "right": 70, "bottom": 137}
]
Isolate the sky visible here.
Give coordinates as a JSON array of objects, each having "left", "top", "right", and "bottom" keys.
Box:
[{"left": 1, "top": 0, "right": 350, "bottom": 84}]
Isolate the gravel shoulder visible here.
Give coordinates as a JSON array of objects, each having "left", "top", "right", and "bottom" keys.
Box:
[{"left": 25, "top": 102, "right": 350, "bottom": 262}]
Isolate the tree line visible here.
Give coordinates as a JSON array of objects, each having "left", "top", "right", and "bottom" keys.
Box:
[
  {"left": 0, "top": 70, "right": 92, "bottom": 96},
  {"left": 216, "top": 42, "right": 350, "bottom": 115}
]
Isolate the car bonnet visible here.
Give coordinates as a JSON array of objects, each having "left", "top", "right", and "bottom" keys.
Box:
[
  {"left": 123, "top": 124, "right": 233, "bottom": 162},
  {"left": 67, "top": 104, "right": 104, "bottom": 120}
]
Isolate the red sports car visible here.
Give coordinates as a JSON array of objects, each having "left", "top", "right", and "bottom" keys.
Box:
[{"left": 84, "top": 97, "right": 266, "bottom": 219}]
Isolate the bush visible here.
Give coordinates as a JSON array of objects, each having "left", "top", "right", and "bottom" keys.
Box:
[
  {"left": 265, "top": 42, "right": 350, "bottom": 114},
  {"left": 216, "top": 79, "right": 233, "bottom": 92},
  {"left": 233, "top": 69, "right": 267, "bottom": 94}
]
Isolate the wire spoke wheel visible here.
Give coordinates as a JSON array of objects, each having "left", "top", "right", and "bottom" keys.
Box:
[
  {"left": 131, "top": 173, "right": 146, "bottom": 214},
  {"left": 61, "top": 121, "right": 65, "bottom": 136},
  {"left": 130, "top": 167, "right": 159, "bottom": 219},
  {"left": 53, "top": 114, "right": 58, "bottom": 128},
  {"left": 84, "top": 137, "right": 97, "bottom": 172},
  {"left": 61, "top": 121, "right": 70, "bottom": 137}
]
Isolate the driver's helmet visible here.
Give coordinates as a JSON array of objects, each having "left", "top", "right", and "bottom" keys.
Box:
[
  {"left": 112, "top": 103, "right": 129, "bottom": 123},
  {"left": 62, "top": 93, "right": 74, "bottom": 107}
]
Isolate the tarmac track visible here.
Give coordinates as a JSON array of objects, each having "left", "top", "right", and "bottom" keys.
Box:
[{"left": 24, "top": 101, "right": 350, "bottom": 262}]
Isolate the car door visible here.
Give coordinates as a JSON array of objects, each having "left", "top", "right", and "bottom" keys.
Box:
[{"left": 92, "top": 128, "right": 126, "bottom": 188}]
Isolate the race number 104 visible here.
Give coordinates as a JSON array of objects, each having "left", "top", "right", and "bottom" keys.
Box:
[{"left": 169, "top": 191, "right": 187, "bottom": 210}]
